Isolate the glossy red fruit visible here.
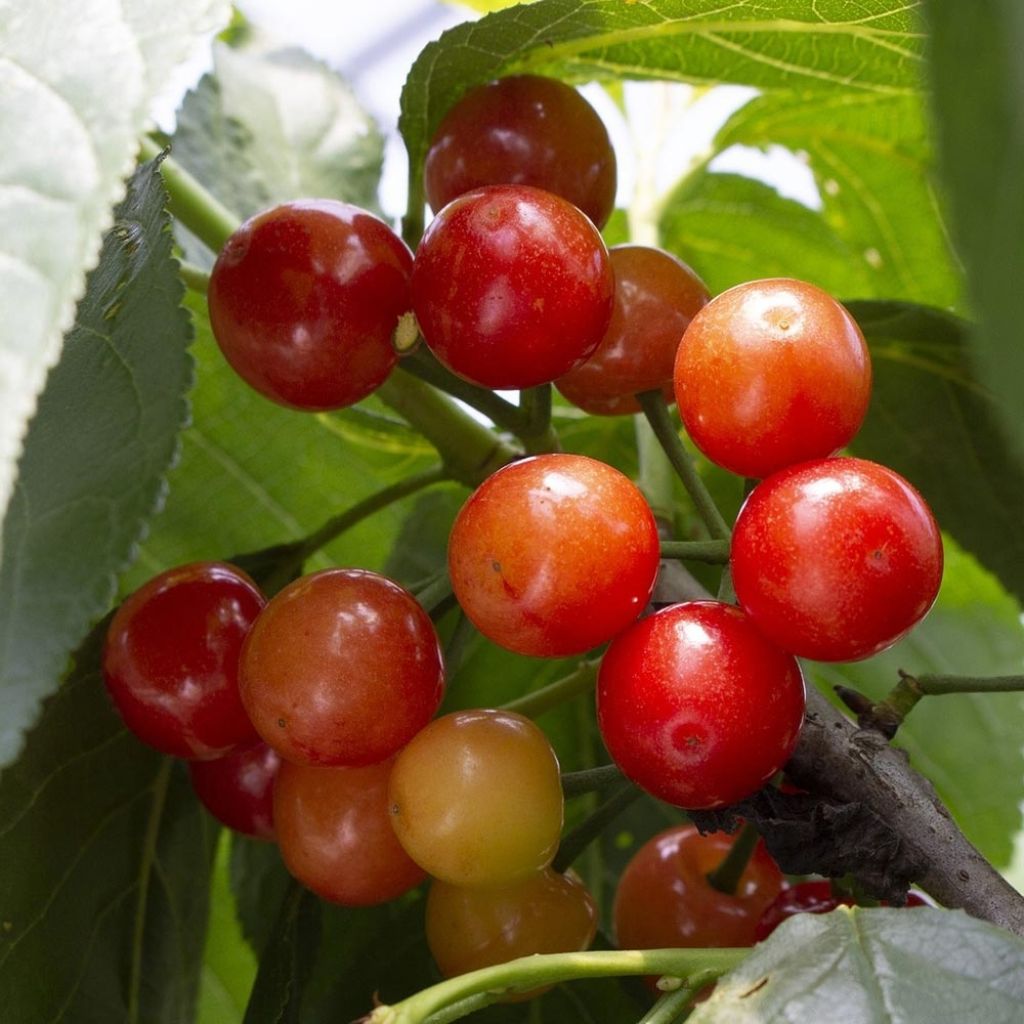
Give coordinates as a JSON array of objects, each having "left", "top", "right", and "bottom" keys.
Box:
[
  {"left": 753, "top": 881, "right": 931, "bottom": 941},
  {"left": 673, "top": 278, "right": 871, "bottom": 478},
  {"left": 189, "top": 742, "right": 279, "bottom": 840},
  {"left": 424, "top": 74, "right": 616, "bottom": 229},
  {"left": 597, "top": 601, "right": 805, "bottom": 809},
  {"left": 103, "top": 562, "right": 265, "bottom": 760},
  {"left": 614, "top": 825, "right": 784, "bottom": 951},
  {"left": 208, "top": 200, "right": 412, "bottom": 410},
  {"left": 412, "top": 184, "right": 614, "bottom": 389},
  {"left": 448, "top": 453, "right": 660, "bottom": 657},
  {"left": 731, "top": 457, "right": 944, "bottom": 662},
  {"left": 274, "top": 758, "right": 425, "bottom": 906},
  {"left": 556, "top": 246, "right": 710, "bottom": 415},
  {"left": 389, "top": 709, "right": 564, "bottom": 888},
  {"left": 426, "top": 868, "right": 598, "bottom": 988},
  {"left": 239, "top": 569, "right": 444, "bottom": 766}
]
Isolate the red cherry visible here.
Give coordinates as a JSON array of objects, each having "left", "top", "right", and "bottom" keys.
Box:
[
  {"left": 208, "top": 200, "right": 412, "bottom": 410},
  {"left": 556, "top": 245, "right": 709, "bottom": 416},
  {"left": 731, "top": 457, "right": 944, "bottom": 661},
  {"left": 448, "top": 453, "right": 660, "bottom": 657},
  {"left": 673, "top": 278, "right": 871, "bottom": 478},
  {"left": 188, "top": 741, "right": 279, "bottom": 840},
  {"left": 424, "top": 74, "right": 616, "bottom": 229},
  {"left": 239, "top": 569, "right": 445, "bottom": 766},
  {"left": 103, "top": 562, "right": 264, "bottom": 760},
  {"left": 412, "top": 185, "right": 614, "bottom": 389},
  {"left": 614, "top": 824, "right": 784, "bottom": 951},
  {"left": 597, "top": 601, "right": 806, "bottom": 809}
]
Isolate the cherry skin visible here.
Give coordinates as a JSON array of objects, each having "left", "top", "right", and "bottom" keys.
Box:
[
  {"left": 448, "top": 453, "right": 660, "bottom": 657},
  {"left": 556, "top": 245, "right": 710, "bottom": 416},
  {"left": 412, "top": 184, "right": 614, "bottom": 389},
  {"left": 426, "top": 868, "right": 598, "bottom": 992},
  {"left": 103, "top": 561, "right": 265, "bottom": 760},
  {"left": 424, "top": 74, "right": 616, "bottom": 229},
  {"left": 239, "top": 569, "right": 444, "bottom": 766},
  {"left": 673, "top": 278, "right": 871, "bottom": 478},
  {"left": 188, "top": 741, "right": 279, "bottom": 840},
  {"left": 731, "top": 457, "right": 944, "bottom": 662},
  {"left": 208, "top": 200, "right": 412, "bottom": 410},
  {"left": 388, "top": 709, "right": 563, "bottom": 887},
  {"left": 274, "top": 757, "right": 425, "bottom": 906},
  {"left": 597, "top": 601, "right": 805, "bottom": 809},
  {"left": 614, "top": 824, "right": 784, "bottom": 951}
]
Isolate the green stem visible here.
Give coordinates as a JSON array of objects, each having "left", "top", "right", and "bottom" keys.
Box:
[
  {"left": 415, "top": 572, "right": 454, "bottom": 617},
  {"left": 501, "top": 661, "right": 599, "bottom": 719},
  {"left": 637, "top": 980, "right": 704, "bottom": 1024},
  {"left": 139, "top": 137, "right": 240, "bottom": 253},
  {"left": 422, "top": 993, "right": 496, "bottom": 1024},
  {"left": 553, "top": 784, "right": 642, "bottom": 872},
  {"left": 635, "top": 414, "right": 676, "bottom": 524},
  {"left": 917, "top": 673, "right": 1024, "bottom": 694},
  {"left": 660, "top": 540, "right": 730, "bottom": 564},
  {"left": 260, "top": 466, "right": 449, "bottom": 594},
  {"left": 443, "top": 611, "right": 478, "bottom": 678},
  {"left": 178, "top": 261, "right": 210, "bottom": 295},
  {"left": 367, "top": 949, "right": 747, "bottom": 1024},
  {"left": 518, "top": 384, "right": 560, "bottom": 454},
  {"left": 377, "top": 373, "right": 517, "bottom": 487},
  {"left": 561, "top": 763, "right": 624, "bottom": 798},
  {"left": 636, "top": 391, "right": 730, "bottom": 541},
  {"left": 706, "top": 822, "right": 759, "bottom": 895}
]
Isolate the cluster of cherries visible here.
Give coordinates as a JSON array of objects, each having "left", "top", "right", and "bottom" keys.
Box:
[{"left": 104, "top": 72, "right": 945, "bottom": 988}]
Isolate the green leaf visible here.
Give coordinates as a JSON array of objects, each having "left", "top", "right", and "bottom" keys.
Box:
[
  {"left": 242, "top": 884, "right": 320, "bottom": 1024},
  {"left": 811, "top": 542, "right": 1024, "bottom": 867},
  {"left": 0, "top": 0, "right": 227, "bottom": 543},
  {"left": 172, "top": 41, "right": 385, "bottom": 264},
  {"left": 847, "top": 301, "right": 1024, "bottom": 607},
  {"left": 0, "top": 623, "right": 218, "bottom": 1022},
  {"left": 230, "top": 836, "right": 293, "bottom": 957},
  {"left": 926, "top": 0, "right": 1024, "bottom": 459},
  {"left": 0, "top": 158, "right": 193, "bottom": 768},
  {"left": 660, "top": 171, "right": 875, "bottom": 296},
  {"left": 400, "top": 0, "right": 925, "bottom": 189},
  {"left": 713, "top": 90, "right": 959, "bottom": 306},
  {"left": 691, "top": 907, "right": 1024, "bottom": 1023}
]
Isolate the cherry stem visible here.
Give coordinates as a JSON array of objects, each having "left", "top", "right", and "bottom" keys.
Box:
[
  {"left": 518, "top": 384, "right": 560, "bottom": 454},
  {"left": 553, "top": 783, "right": 641, "bottom": 873},
  {"left": 561, "top": 763, "right": 624, "bottom": 797},
  {"left": 367, "top": 948, "right": 747, "bottom": 1024},
  {"left": 638, "top": 977, "right": 707, "bottom": 1024},
  {"left": 635, "top": 390, "right": 730, "bottom": 541},
  {"left": 442, "top": 611, "right": 478, "bottom": 678},
  {"left": 501, "top": 660, "right": 599, "bottom": 719},
  {"left": 178, "top": 261, "right": 210, "bottom": 295},
  {"left": 706, "top": 822, "right": 760, "bottom": 895},
  {"left": 415, "top": 572, "right": 455, "bottom": 618},
  {"left": 139, "top": 137, "right": 240, "bottom": 252},
  {"left": 660, "top": 539, "right": 730, "bottom": 564}
]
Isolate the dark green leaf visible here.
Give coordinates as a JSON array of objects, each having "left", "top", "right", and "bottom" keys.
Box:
[
  {"left": 848, "top": 301, "right": 1024, "bottom": 606},
  {"left": 230, "top": 836, "right": 293, "bottom": 957},
  {"left": 242, "top": 885, "right": 320, "bottom": 1024},
  {"left": 401, "top": 0, "right": 925, "bottom": 189},
  {"left": 0, "top": 158, "right": 192, "bottom": 768},
  {"left": 0, "top": 623, "right": 218, "bottom": 1022},
  {"left": 172, "top": 43, "right": 384, "bottom": 265},
  {"left": 926, "top": 0, "right": 1024, "bottom": 458},
  {"left": 691, "top": 907, "right": 1024, "bottom": 1023},
  {"left": 811, "top": 542, "right": 1024, "bottom": 867}
]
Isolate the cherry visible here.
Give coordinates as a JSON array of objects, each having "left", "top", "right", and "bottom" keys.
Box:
[
  {"left": 448, "top": 453, "right": 660, "bottom": 657},
  {"left": 411, "top": 184, "right": 614, "bottom": 389},
  {"left": 673, "top": 278, "right": 871, "bottom": 478},
  {"left": 424, "top": 74, "right": 616, "bottom": 229},
  {"left": 208, "top": 200, "right": 412, "bottom": 410},
  {"left": 426, "top": 868, "right": 597, "bottom": 990},
  {"left": 274, "top": 757, "right": 425, "bottom": 906},
  {"left": 614, "top": 824, "right": 784, "bottom": 951},
  {"left": 188, "top": 741, "right": 279, "bottom": 840},
  {"left": 556, "top": 245, "right": 710, "bottom": 416},
  {"left": 597, "top": 601, "right": 805, "bottom": 809},
  {"left": 753, "top": 881, "right": 932, "bottom": 940},
  {"left": 388, "top": 709, "right": 563, "bottom": 887},
  {"left": 731, "top": 457, "right": 944, "bottom": 661},
  {"left": 103, "top": 561, "right": 264, "bottom": 760},
  {"left": 239, "top": 569, "right": 444, "bottom": 766}
]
